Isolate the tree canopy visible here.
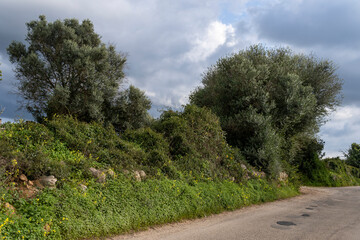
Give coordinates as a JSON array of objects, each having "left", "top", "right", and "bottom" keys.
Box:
[
  {"left": 7, "top": 15, "right": 128, "bottom": 123},
  {"left": 109, "top": 85, "right": 152, "bottom": 132},
  {"left": 345, "top": 143, "right": 360, "bottom": 168},
  {"left": 190, "top": 45, "right": 343, "bottom": 171}
]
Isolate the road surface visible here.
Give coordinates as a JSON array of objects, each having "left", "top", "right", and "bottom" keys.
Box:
[{"left": 108, "top": 186, "right": 360, "bottom": 240}]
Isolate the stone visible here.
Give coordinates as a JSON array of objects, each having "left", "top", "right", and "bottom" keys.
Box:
[
  {"left": 17, "top": 177, "right": 39, "bottom": 198},
  {"left": 243, "top": 173, "right": 250, "bottom": 180},
  {"left": 44, "top": 223, "right": 51, "bottom": 232},
  {"left": 252, "top": 170, "right": 266, "bottom": 178},
  {"left": 122, "top": 169, "right": 130, "bottom": 175},
  {"left": 241, "top": 164, "right": 247, "bottom": 170},
  {"left": 4, "top": 202, "right": 16, "bottom": 215},
  {"left": 19, "top": 174, "right": 28, "bottom": 182},
  {"left": 33, "top": 180, "right": 44, "bottom": 189},
  {"left": 139, "top": 170, "right": 146, "bottom": 179},
  {"left": 78, "top": 184, "right": 87, "bottom": 192},
  {"left": 89, "top": 167, "right": 106, "bottom": 183},
  {"left": 279, "top": 172, "right": 288, "bottom": 182},
  {"left": 21, "top": 188, "right": 38, "bottom": 198},
  {"left": 133, "top": 171, "right": 141, "bottom": 182},
  {"left": 107, "top": 169, "right": 115, "bottom": 178},
  {"left": 39, "top": 175, "right": 57, "bottom": 188}
]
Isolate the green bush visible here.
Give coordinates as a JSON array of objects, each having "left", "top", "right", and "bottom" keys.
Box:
[
  {"left": 299, "top": 155, "right": 360, "bottom": 187},
  {"left": 0, "top": 121, "right": 75, "bottom": 180},
  {"left": 123, "top": 128, "right": 170, "bottom": 167},
  {"left": 45, "top": 115, "right": 146, "bottom": 170},
  {"left": 300, "top": 153, "right": 333, "bottom": 186},
  {"left": 152, "top": 105, "right": 246, "bottom": 180},
  {"left": 345, "top": 143, "right": 360, "bottom": 168}
]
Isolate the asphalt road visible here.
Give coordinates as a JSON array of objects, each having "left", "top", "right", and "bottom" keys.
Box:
[{"left": 109, "top": 186, "right": 360, "bottom": 240}]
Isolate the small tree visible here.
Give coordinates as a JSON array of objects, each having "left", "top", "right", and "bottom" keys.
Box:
[
  {"left": 345, "top": 143, "right": 360, "bottom": 168},
  {"left": 110, "top": 85, "right": 152, "bottom": 132},
  {"left": 7, "top": 15, "right": 126, "bottom": 123}
]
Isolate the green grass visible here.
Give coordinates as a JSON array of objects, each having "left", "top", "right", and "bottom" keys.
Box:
[{"left": 0, "top": 177, "right": 298, "bottom": 239}]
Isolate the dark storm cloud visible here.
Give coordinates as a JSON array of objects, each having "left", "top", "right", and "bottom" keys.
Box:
[
  {"left": 338, "top": 61, "right": 360, "bottom": 105},
  {"left": 253, "top": 0, "right": 360, "bottom": 48}
]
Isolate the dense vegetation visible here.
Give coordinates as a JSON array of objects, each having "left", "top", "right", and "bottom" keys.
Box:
[
  {"left": 190, "top": 45, "right": 342, "bottom": 175},
  {"left": 0, "top": 16, "right": 359, "bottom": 240},
  {"left": 0, "top": 113, "right": 299, "bottom": 239},
  {"left": 345, "top": 143, "right": 360, "bottom": 168}
]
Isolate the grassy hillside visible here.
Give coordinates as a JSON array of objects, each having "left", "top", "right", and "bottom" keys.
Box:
[{"left": 0, "top": 107, "right": 358, "bottom": 239}]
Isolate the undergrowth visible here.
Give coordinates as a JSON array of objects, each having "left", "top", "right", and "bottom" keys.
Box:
[
  {"left": 0, "top": 109, "right": 359, "bottom": 239},
  {"left": 0, "top": 177, "right": 298, "bottom": 239}
]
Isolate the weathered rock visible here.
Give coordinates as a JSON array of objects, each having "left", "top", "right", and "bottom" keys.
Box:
[
  {"left": 89, "top": 167, "right": 106, "bottom": 183},
  {"left": 242, "top": 173, "right": 250, "bottom": 180},
  {"left": 251, "top": 170, "right": 266, "bottom": 178},
  {"left": 241, "top": 164, "right": 247, "bottom": 170},
  {"left": 33, "top": 180, "right": 44, "bottom": 189},
  {"left": 18, "top": 183, "right": 39, "bottom": 198},
  {"left": 133, "top": 171, "right": 141, "bottom": 182},
  {"left": 44, "top": 223, "right": 51, "bottom": 232},
  {"left": 19, "top": 174, "right": 28, "bottom": 182},
  {"left": 28, "top": 180, "right": 34, "bottom": 186},
  {"left": 139, "top": 170, "right": 146, "bottom": 179},
  {"left": 107, "top": 169, "right": 115, "bottom": 178},
  {"left": 279, "top": 172, "right": 288, "bottom": 182},
  {"left": 122, "top": 169, "right": 130, "bottom": 175},
  {"left": 4, "top": 202, "right": 16, "bottom": 215},
  {"left": 78, "top": 184, "right": 87, "bottom": 192},
  {"left": 39, "top": 175, "right": 57, "bottom": 189}
]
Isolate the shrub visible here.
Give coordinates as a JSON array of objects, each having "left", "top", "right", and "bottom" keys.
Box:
[
  {"left": 45, "top": 115, "right": 146, "bottom": 170},
  {"left": 123, "top": 128, "right": 171, "bottom": 167},
  {"left": 0, "top": 121, "right": 73, "bottom": 180},
  {"left": 345, "top": 143, "right": 360, "bottom": 168},
  {"left": 152, "top": 105, "right": 246, "bottom": 180}
]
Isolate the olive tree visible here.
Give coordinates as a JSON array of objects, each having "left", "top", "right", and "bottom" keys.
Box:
[
  {"left": 7, "top": 15, "right": 127, "bottom": 123},
  {"left": 190, "top": 45, "right": 342, "bottom": 171}
]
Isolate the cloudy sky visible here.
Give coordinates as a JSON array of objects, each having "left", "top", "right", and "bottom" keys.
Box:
[{"left": 0, "top": 0, "right": 359, "bottom": 157}]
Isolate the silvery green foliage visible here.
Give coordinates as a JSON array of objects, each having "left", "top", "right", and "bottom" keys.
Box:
[
  {"left": 110, "top": 85, "right": 152, "bottom": 132},
  {"left": 191, "top": 45, "right": 342, "bottom": 172},
  {"left": 7, "top": 15, "right": 126, "bottom": 123}
]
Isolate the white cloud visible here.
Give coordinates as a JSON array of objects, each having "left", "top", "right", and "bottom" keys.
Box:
[
  {"left": 0, "top": 117, "right": 14, "bottom": 123},
  {"left": 320, "top": 105, "right": 360, "bottom": 158},
  {"left": 145, "top": 90, "right": 156, "bottom": 98},
  {"left": 184, "top": 21, "right": 236, "bottom": 62}
]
